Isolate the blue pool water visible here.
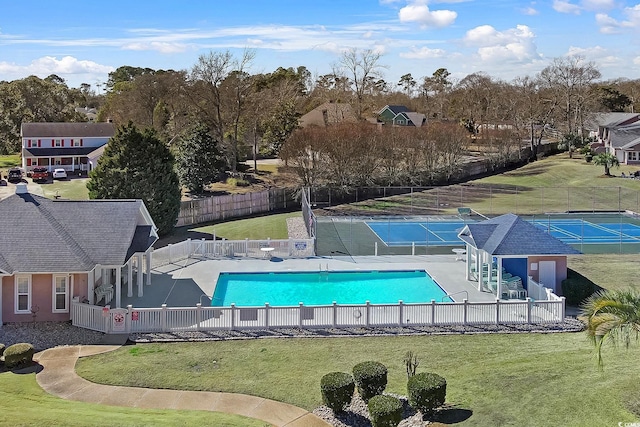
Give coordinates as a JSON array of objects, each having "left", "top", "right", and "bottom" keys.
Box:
[{"left": 212, "top": 270, "right": 450, "bottom": 307}]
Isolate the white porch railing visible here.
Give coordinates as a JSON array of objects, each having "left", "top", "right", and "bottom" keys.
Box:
[
  {"left": 151, "top": 238, "right": 315, "bottom": 267},
  {"left": 527, "top": 276, "right": 561, "bottom": 301},
  {"left": 72, "top": 297, "right": 566, "bottom": 334}
]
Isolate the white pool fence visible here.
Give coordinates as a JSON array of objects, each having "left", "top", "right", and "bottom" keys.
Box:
[
  {"left": 151, "top": 237, "right": 316, "bottom": 267},
  {"left": 71, "top": 296, "right": 566, "bottom": 334}
]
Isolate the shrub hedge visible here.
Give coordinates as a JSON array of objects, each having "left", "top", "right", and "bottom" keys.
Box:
[
  {"left": 352, "top": 361, "right": 388, "bottom": 402},
  {"left": 320, "top": 372, "right": 354, "bottom": 413},
  {"left": 368, "top": 394, "right": 403, "bottom": 427},
  {"left": 407, "top": 372, "right": 446, "bottom": 415},
  {"left": 4, "top": 343, "right": 34, "bottom": 369},
  {"left": 562, "top": 269, "right": 599, "bottom": 306}
]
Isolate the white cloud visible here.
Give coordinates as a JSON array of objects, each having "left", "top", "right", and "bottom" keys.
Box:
[
  {"left": 553, "top": 0, "right": 581, "bottom": 14},
  {"left": 595, "top": 5, "right": 640, "bottom": 34},
  {"left": 0, "top": 56, "right": 114, "bottom": 76},
  {"left": 565, "top": 45, "right": 619, "bottom": 67},
  {"left": 398, "top": 1, "right": 457, "bottom": 28},
  {"left": 634, "top": 56, "right": 640, "bottom": 66},
  {"left": 581, "top": 0, "right": 616, "bottom": 11},
  {"left": 522, "top": 7, "right": 539, "bottom": 15},
  {"left": 400, "top": 46, "right": 446, "bottom": 58},
  {"left": 122, "top": 41, "right": 189, "bottom": 53},
  {"left": 0, "top": 56, "right": 114, "bottom": 87},
  {"left": 464, "top": 25, "right": 541, "bottom": 63}
]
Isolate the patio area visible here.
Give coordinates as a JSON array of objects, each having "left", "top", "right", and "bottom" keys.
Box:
[{"left": 119, "top": 254, "right": 498, "bottom": 309}]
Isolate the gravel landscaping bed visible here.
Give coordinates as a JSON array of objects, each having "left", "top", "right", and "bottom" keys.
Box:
[
  {"left": 286, "top": 216, "right": 309, "bottom": 239},
  {"left": 314, "top": 392, "right": 427, "bottom": 427},
  {"left": 129, "top": 318, "right": 584, "bottom": 343},
  {"left": 0, "top": 322, "right": 104, "bottom": 351}
]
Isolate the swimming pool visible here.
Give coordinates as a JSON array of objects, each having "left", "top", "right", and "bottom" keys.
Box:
[{"left": 211, "top": 270, "right": 451, "bottom": 307}]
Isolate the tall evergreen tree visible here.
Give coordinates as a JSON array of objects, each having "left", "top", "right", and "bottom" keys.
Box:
[
  {"left": 175, "top": 122, "right": 225, "bottom": 194},
  {"left": 87, "top": 122, "right": 181, "bottom": 236}
]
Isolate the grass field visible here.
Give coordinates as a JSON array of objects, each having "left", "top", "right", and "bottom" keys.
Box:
[
  {"left": 0, "top": 369, "right": 266, "bottom": 427},
  {"left": 77, "top": 333, "right": 639, "bottom": 426},
  {"left": 0, "top": 154, "right": 20, "bottom": 169},
  {"left": 322, "top": 154, "right": 640, "bottom": 217},
  {"left": 39, "top": 178, "right": 90, "bottom": 200},
  {"left": 191, "top": 211, "right": 300, "bottom": 240}
]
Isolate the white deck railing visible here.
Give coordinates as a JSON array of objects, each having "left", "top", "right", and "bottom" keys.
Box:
[
  {"left": 72, "top": 297, "right": 566, "bottom": 334},
  {"left": 527, "top": 276, "right": 560, "bottom": 301},
  {"left": 151, "top": 238, "right": 315, "bottom": 267}
]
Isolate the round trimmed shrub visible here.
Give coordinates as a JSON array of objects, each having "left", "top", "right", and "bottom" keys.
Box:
[
  {"left": 320, "top": 372, "right": 355, "bottom": 413},
  {"left": 4, "top": 343, "right": 34, "bottom": 369},
  {"left": 407, "top": 372, "right": 446, "bottom": 415},
  {"left": 368, "top": 394, "right": 403, "bottom": 427},
  {"left": 352, "top": 361, "right": 388, "bottom": 402}
]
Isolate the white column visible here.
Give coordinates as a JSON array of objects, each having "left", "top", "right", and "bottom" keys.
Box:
[
  {"left": 465, "top": 245, "right": 471, "bottom": 281},
  {"left": 88, "top": 268, "right": 95, "bottom": 305},
  {"left": 498, "top": 257, "right": 504, "bottom": 299},
  {"left": 477, "top": 250, "right": 483, "bottom": 291},
  {"left": 0, "top": 277, "right": 3, "bottom": 328},
  {"left": 115, "top": 266, "right": 122, "bottom": 308},
  {"left": 127, "top": 262, "right": 133, "bottom": 298},
  {"left": 145, "top": 249, "right": 152, "bottom": 286},
  {"left": 137, "top": 253, "right": 143, "bottom": 291}
]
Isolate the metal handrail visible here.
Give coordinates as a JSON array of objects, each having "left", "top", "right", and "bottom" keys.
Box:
[{"left": 442, "top": 290, "right": 469, "bottom": 302}]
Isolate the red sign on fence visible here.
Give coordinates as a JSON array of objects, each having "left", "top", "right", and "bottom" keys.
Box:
[{"left": 131, "top": 311, "right": 139, "bottom": 321}]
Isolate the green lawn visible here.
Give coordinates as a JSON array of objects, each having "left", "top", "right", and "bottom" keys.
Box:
[
  {"left": 77, "top": 333, "right": 639, "bottom": 426},
  {"left": 39, "top": 178, "right": 90, "bottom": 200},
  {"left": 466, "top": 154, "right": 640, "bottom": 215},
  {"left": 191, "top": 211, "right": 301, "bottom": 240},
  {"left": 0, "top": 154, "right": 20, "bottom": 169},
  {"left": 0, "top": 369, "right": 267, "bottom": 427}
]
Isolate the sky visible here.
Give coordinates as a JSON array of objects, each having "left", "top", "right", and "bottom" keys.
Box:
[{"left": 1, "top": 0, "right": 640, "bottom": 91}]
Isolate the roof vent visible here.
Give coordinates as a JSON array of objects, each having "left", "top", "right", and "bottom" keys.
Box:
[{"left": 15, "top": 183, "right": 28, "bottom": 194}]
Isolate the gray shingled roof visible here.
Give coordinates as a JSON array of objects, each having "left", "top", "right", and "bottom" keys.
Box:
[
  {"left": 458, "top": 213, "right": 581, "bottom": 256},
  {"left": 609, "top": 124, "right": 640, "bottom": 148},
  {"left": 23, "top": 147, "right": 103, "bottom": 157},
  {"left": 0, "top": 192, "right": 156, "bottom": 274},
  {"left": 384, "top": 105, "right": 411, "bottom": 115},
  {"left": 21, "top": 122, "right": 115, "bottom": 138},
  {"left": 586, "top": 112, "right": 640, "bottom": 130}
]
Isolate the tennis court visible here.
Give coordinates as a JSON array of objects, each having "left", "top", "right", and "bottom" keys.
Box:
[
  {"left": 315, "top": 213, "right": 640, "bottom": 256},
  {"left": 367, "top": 217, "right": 640, "bottom": 247}
]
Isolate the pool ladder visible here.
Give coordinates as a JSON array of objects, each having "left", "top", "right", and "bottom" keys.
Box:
[
  {"left": 441, "top": 290, "right": 468, "bottom": 302},
  {"left": 319, "top": 263, "right": 329, "bottom": 272}
]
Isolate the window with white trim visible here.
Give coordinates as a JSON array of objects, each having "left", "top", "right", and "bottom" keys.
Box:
[
  {"left": 53, "top": 275, "right": 69, "bottom": 312},
  {"left": 15, "top": 276, "right": 31, "bottom": 314},
  {"left": 72, "top": 139, "right": 81, "bottom": 147},
  {"left": 55, "top": 139, "right": 62, "bottom": 147},
  {"left": 629, "top": 152, "right": 638, "bottom": 161}
]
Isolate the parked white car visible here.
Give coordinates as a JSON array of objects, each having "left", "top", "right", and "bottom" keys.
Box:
[{"left": 52, "top": 168, "right": 67, "bottom": 180}]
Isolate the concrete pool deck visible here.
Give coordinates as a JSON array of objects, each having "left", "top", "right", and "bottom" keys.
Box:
[{"left": 119, "top": 255, "right": 497, "bottom": 309}]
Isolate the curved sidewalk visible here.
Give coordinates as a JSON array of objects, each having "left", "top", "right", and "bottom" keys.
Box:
[{"left": 35, "top": 345, "right": 329, "bottom": 427}]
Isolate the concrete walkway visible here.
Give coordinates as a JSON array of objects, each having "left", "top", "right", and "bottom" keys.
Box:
[{"left": 35, "top": 345, "right": 330, "bottom": 427}]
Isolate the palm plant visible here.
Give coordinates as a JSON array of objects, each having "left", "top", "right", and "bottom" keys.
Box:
[
  {"left": 592, "top": 152, "right": 620, "bottom": 176},
  {"left": 581, "top": 289, "right": 640, "bottom": 366}
]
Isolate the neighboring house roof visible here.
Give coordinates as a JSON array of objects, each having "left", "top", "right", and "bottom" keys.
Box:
[
  {"left": 608, "top": 124, "right": 640, "bottom": 148},
  {"left": 458, "top": 213, "right": 581, "bottom": 256},
  {"left": 299, "top": 102, "right": 357, "bottom": 127},
  {"left": 586, "top": 112, "right": 640, "bottom": 131},
  {"left": 21, "top": 122, "right": 115, "bottom": 138},
  {"left": 0, "top": 189, "right": 157, "bottom": 274},
  {"left": 23, "top": 147, "right": 104, "bottom": 157},
  {"left": 620, "top": 138, "right": 640, "bottom": 150},
  {"left": 378, "top": 105, "right": 411, "bottom": 116},
  {"left": 397, "top": 112, "right": 426, "bottom": 127}
]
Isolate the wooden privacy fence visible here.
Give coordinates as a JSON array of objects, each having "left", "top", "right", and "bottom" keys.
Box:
[
  {"left": 72, "top": 297, "right": 566, "bottom": 334},
  {"left": 176, "top": 188, "right": 297, "bottom": 227}
]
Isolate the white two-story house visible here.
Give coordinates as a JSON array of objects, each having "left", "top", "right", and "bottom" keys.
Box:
[{"left": 21, "top": 122, "right": 115, "bottom": 175}]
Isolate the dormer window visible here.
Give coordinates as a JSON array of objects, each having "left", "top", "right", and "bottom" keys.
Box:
[{"left": 55, "top": 139, "right": 62, "bottom": 147}]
